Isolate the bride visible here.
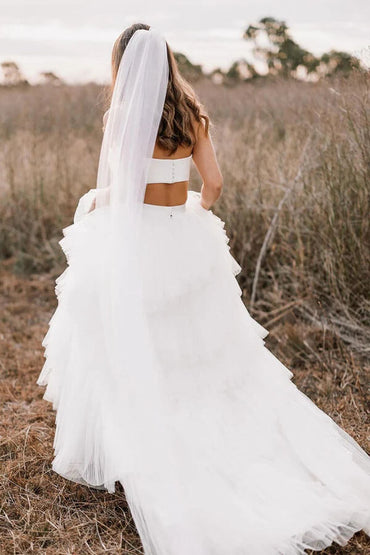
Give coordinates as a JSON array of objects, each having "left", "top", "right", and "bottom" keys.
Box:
[{"left": 37, "top": 23, "right": 370, "bottom": 554}]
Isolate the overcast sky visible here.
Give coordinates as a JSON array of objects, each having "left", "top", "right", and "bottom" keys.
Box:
[{"left": 0, "top": 0, "right": 369, "bottom": 83}]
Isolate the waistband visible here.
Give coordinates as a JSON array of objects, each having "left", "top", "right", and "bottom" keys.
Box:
[{"left": 143, "top": 202, "right": 186, "bottom": 214}]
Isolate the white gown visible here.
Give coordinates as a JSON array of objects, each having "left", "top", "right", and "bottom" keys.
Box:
[{"left": 37, "top": 189, "right": 370, "bottom": 554}]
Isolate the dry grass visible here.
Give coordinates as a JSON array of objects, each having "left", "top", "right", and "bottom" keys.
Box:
[
  {"left": 0, "top": 73, "right": 369, "bottom": 553},
  {"left": 0, "top": 74, "right": 369, "bottom": 349},
  {"left": 196, "top": 73, "right": 370, "bottom": 354}
]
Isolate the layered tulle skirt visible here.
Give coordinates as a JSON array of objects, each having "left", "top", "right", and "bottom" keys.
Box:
[{"left": 37, "top": 190, "right": 370, "bottom": 554}]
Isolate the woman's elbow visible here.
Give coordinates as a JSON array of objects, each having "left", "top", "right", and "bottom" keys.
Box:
[
  {"left": 205, "top": 174, "right": 223, "bottom": 193},
  {"left": 213, "top": 175, "right": 223, "bottom": 195},
  {"left": 217, "top": 176, "right": 224, "bottom": 191}
]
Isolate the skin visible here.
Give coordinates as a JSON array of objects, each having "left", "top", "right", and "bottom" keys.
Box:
[{"left": 90, "top": 115, "right": 223, "bottom": 211}]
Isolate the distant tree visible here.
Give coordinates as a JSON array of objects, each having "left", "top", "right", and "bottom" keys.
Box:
[
  {"left": 39, "top": 71, "right": 64, "bottom": 86},
  {"left": 226, "top": 59, "right": 258, "bottom": 82},
  {"left": 173, "top": 52, "right": 203, "bottom": 82},
  {"left": 226, "top": 61, "right": 240, "bottom": 81},
  {"left": 319, "top": 50, "right": 361, "bottom": 76},
  {"left": 243, "top": 17, "right": 320, "bottom": 78},
  {"left": 1, "top": 61, "right": 29, "bottom": 86},
  {"left": 243, "top": 17, "right": 362, "bottom": 80},
  {"left": 208, "top": 68, "right": 224, "bottom": 85}
]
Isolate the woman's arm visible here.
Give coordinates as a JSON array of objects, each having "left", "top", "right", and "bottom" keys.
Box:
[{"left": 192, "top": 120, "right": 223, "bottom": 210}]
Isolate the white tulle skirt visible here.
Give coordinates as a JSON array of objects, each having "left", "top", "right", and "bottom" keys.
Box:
[{"left": 37, "top": 190, "right": 370, "bottom": 554}]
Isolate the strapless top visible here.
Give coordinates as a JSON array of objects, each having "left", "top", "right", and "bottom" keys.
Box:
[
  {"left": 103, "top": 111, "right": 191, "bottom": 184},
  {"left": 147, "top": 155, "right": 192, "bottom": 184}
]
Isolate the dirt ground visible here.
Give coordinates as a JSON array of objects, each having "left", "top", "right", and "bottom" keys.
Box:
[{"left": 0, "top": 261, "right": 369, "bottom": 554}]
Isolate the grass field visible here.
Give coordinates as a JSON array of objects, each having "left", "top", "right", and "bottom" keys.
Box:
[{"left": 0, "top": 72, "right": 369, "bottom": 553}]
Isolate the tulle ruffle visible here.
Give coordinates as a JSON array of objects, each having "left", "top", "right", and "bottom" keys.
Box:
[{"left": 37, "top": 190, "right": 370, "bottom": 554}]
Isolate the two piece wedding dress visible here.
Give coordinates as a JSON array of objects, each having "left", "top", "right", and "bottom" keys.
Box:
[{"left": 37, "top": 28, "right": 370, "bottom": 555}]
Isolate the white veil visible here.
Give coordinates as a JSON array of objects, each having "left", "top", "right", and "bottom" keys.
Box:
[
  {"left": 94, "top": 28, "right": 177, "bottom": 489},
  {"left": 76, "top": 29, "right": 200, "bottom": 550}
]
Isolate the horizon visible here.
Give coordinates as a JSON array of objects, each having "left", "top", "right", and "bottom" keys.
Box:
[{"left": 1, "top": 1, "right": 369, "bottom": 84}]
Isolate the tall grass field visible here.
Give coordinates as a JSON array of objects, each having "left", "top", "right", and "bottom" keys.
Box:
[{"left": 0, "top": 72, "right": 369, "bottom": 553}]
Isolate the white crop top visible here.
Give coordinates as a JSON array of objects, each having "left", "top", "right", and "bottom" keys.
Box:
[
  {"left": 146, "top": 155, "right": 192, "bottom": 184},
  {"left": 103, "top": 111, "right": 192, "bottom": 184}
]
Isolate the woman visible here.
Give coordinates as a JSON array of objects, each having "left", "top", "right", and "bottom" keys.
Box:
[{"left": 37, "top": 23, "right": 370, "bottom": 554}]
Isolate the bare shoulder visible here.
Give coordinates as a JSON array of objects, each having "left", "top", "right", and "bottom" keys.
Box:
[
  {"left": 193, "top": 119, "right": 200, "bottom": 142},
  {"left": 191, "top": 116, "right": 209, "bottom": 152}
]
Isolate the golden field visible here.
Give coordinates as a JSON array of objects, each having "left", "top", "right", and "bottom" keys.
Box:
[{"left": 0, "top": 72, "right": 369, "bottom": 553}]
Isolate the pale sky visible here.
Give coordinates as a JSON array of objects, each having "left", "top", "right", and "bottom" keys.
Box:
[{"left": 0, "top": 0, "right": 369, "bottom": 83}]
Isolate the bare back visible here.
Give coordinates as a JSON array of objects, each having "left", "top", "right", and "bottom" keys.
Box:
[{"left": 144, "top": 143, "right": 193, "bottom": 206}]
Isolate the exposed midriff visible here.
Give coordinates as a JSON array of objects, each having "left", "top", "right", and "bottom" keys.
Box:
[{"left": 144, "top": 144, "right": 193, "bottom": 206}]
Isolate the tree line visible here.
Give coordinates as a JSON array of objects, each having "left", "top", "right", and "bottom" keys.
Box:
[
  {"left": 1, "top": 17, "right": 363, "bottom": 87},
  {"left": 177, "top": 17, "right": 362, "bottom": 83}
]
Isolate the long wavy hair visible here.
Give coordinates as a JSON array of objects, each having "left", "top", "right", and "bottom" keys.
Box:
[{"left": 110, "top": 23, "right": 210, "bottom": 155}]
